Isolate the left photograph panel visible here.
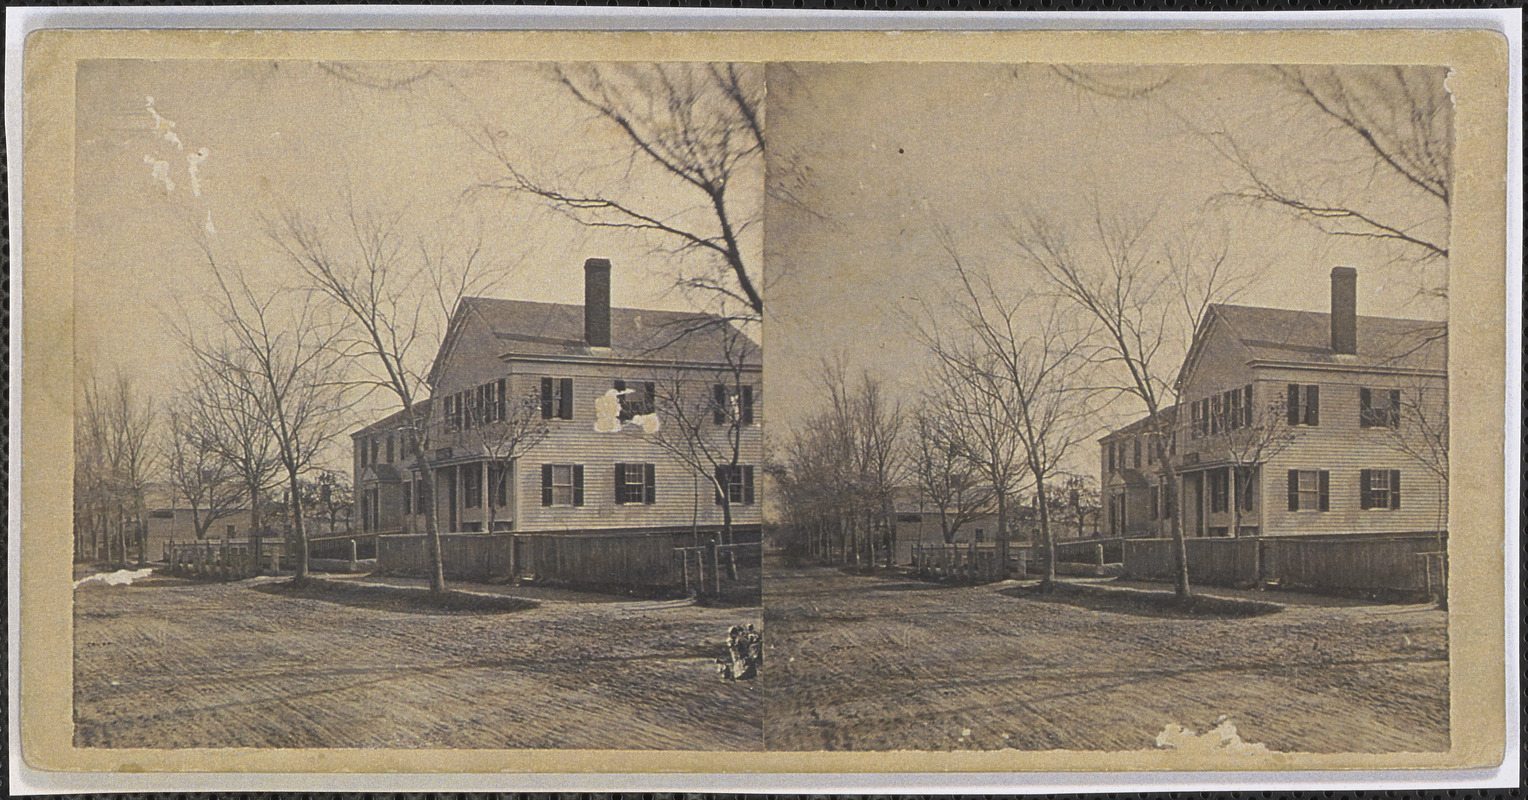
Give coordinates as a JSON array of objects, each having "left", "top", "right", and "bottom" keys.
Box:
[{"left": 70, "top": 59, "right": 765, "bottom": 750}]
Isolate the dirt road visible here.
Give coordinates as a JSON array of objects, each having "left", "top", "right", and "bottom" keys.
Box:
[
  {"left": 762, "top": 557, "right": 1448, "bottom": 753},
  {"left": 74, "top": 573, "right": 762, "bottom": 749}
]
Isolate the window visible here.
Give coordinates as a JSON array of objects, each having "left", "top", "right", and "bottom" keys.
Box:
[
  {"left": 540, "top": 464, "right": 584, "bottom": 507},
  {"left": 541, "top": 377, "right": 574, "bottom": 420},
  {"left": 1209, "top": 394, "right": 1223, "bottom": 435},
  {"left": 1286, "top": 384, "right": 1320, "bottom": 426},
  {"left": 444, "top": 393, "right": 462, "bottom": 432},
  {"left": 414, "top": 478, "right": 426, "bottom": 516},
  {"left": 615, "top": 463, "right": 656, "bottom": 505},
  {"left": 1234, "top": 468, "right": 1254, "bottom": 512},
  {"left": 1286, "top": 469, "right": 1330, "bottom": 511},
  {"left": 1146, "top": 436, "right": 1155, "bottom": 465},
  {"left": 370, "top": 438, "right": 380, "bottom": 466},
  {"left": 494, "top": 378, "right": 508, "bottom": 422},
  {"left": 712, "top": 384, "right": 757, "bottom": 425},
  {"left": 714, "top": 465, "right": 756, "bottom": 505},
  {"left": 613, "top": 380, "right": 656, "bottom": 421},
  {"left": 1148, "top": 485, "right": 1159, "bottom": 520},
  {"left": 462, "top": 463, "right": 482, "bottom": 509},
  {"left": 386, "top": 434, "right": 394, "bottom": 464},
  {"left": 1360, "top": 388, "right": 1401, "bottom": 429},
  {"left": 403, "top": 479, "right": 412, "bottom": 515},
  {"left": 1106, "top": 441, "right": 1115, "bottom": 473},
  {"left": 1132, "top": 438, "right": 1141, "bottom": 469},
  {"left": 488, "top": 463, "right": 509, "bottom": 508},
  {"left": 1360, "top": 469, "right": 1401, "bottom": 510},
  {"left": 1208, "top": 468, "right": 1229, "bottom": 513},
  {"left": 1225, "top": 387, "right": 1245, "bottom": 430}
]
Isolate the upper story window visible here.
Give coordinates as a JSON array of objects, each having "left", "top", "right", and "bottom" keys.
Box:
[
  {"left": 1359, "top": 388, "right": 1401, "bottom": 429},
  {"left": 541, "top": 377, "right": 575, "bottom": 420},
  {"left": 1286, "top": 384, "right": 1320, "bottom": 427},
  {"left": 613, "top": 380, "right": 656, "bottom": 421},
  {"left": 385, "top": 434, "right": 394, "bottom": 463},
  {"left": 713, "top": 384, "right": 756, "bottom": 425},
  {"left": 1106, "top": 441, "right": 1116, "bottom": 473}
]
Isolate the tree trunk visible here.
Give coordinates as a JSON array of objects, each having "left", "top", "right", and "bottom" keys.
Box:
[
  {"left": 290, "top": 469, "right": 311, "bottom": 584},
  {"left": 1164, "top": 451, "right": 1190, "bottom": 597},
  {"left": 1231, "top": 467, "right": 1244, "bottom": 540},
  {"left": 1037, "top": 477, "right": 1056, "bottom": 588},
  {"left": 995, "top": 487, "right": 1008, "bottom": 580}
]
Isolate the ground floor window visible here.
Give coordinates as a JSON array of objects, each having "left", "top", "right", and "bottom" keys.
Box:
[
  {"left": 715, "top": 465, "right": 756, "bottom": 505},
  {"left": 615, "top": 462, "right": 656, "bottom": 504},
  {"left": 541, "top": 464, "right": 584, "bottom": 507},
  {"left": 1208, "top": 469, "right": 1229, "bottom": 513},
  {"left": 462, "top": 463, "right": 482, "bottom": 509},
  {"left": 488, "top": 463, "right": 510, "bottom": 508},
  {"left": 1287, "top": 469, "right": 1330, "bottom": 511},
  {"left": 1360, "top": 469, "right": 1401, "bottom": 510}
]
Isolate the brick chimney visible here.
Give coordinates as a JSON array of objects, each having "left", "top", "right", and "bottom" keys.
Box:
[
  {"left": 1330, "top": 266, "right": 1357, "bottom": 355},
  {"left": 584, "top": 257, "right": 612, "bottom": 348}
]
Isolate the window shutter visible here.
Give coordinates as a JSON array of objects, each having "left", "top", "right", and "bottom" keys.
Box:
[
  {"left": 643, "top": 382, "right": 656, "bottom": 414},
  {"left": 572, "top": 464, "right": 584, "bottom": 506},
  {"left": 1359, "top": 387, "right": 1372, "bottom": 427},
  {"left": 1305, "top": 385, "right": 1319, "bottom": 426},
  {"left": 1287, "top": 470, "right": 1299, "bottom": 511},
  {"left": 1243, "top": 384, "right": 1253, "bottom": 426},
  {"left": 713, "top": 384, "right": 727, "bottom": 424},
  {"left": 644, "top": 463, "right": 656, "bottom": 504},
  {"left": 541, "top": 378, "right": 554, "bottom": 419},
  {"left": 743, "top": 466, "right": 755, "bottom": 505},
  {"left": 613, "top": 380, "right": 628, "bottom": 421},
  {"left": 714, "top": 466, "right": 726, "bottom": 505},
  {"left": 1359, "top": 469, "right": 1372, "bottom": 509},
  {"left": 541, "top": 464, "right": 553, "bottom": 506},
  {"left": 740, "top": 385, "right": 755, "bottom": 425},
  {"left": 1286, "top": 384, "right": 1299, "bottom": 425},
  {"left": 1389, "top": 390, "right": 1401, "bottom": 428},
  {"left": 1390, "top": 469, "right": 1401, "bottom": 509},
  {"left": 1318, "top": 471, "right": 1330, "bottom": 511},
  {"left": 496, "top": 378, "right": 507, "bottom": 421},
  {"left": 614, "top": 463, "right": 625, "bottom": 503},
  {"left": 559, "top": 378, "right": 574, "bottom": 420}
]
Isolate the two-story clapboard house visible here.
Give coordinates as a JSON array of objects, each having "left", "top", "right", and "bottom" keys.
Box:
[
  {"left": 1101, "top": 267, "right": 1447, "bottom": 539},
  {"left": 352, "top": 258, "right": 763, "bottom": 541},
  {"left": 1098, "top": 405, "right": 1177, "bottom": 538}
]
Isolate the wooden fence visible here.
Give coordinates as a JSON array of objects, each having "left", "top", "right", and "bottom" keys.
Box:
[
  {"left": 1121, "top": 531, "right": 1447, "bottom": 599},
  {"left": 166, "top": 539, "right": 289, "bottom": 580},
  {"left": 377, "top": 528, "right": 759, "bottom": 596},
  {"left": 910, "top": 542, "right": 1026, "bottom": 583}
]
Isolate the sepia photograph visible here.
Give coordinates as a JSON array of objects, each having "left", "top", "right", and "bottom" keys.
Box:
[
  {"left": 763, "top": 62, "right": 1452, "bottom": 753},
  {"left": 69, "top": 59, "right": 765, "bottom": 750},
  {"left": 10, "top": 19, "right": 1512, "bottom": 787}
]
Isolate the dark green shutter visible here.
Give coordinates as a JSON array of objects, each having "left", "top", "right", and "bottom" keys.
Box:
[
  {"left": 541, "top": 378, "right": 554, "bottom": 419},
  {"left": 1388, "top": 390, "right": 1401, "bottom": 428},
  {"left": 541, "top": 464, "right": 553, "bottom": 506},
  {"left": 1287, "top": 470, "right": 1299, "bottom": 511},
  {"left": 1359, "top": 469, "right": 1372, "bottom": 509},
  {"left": 1305, "top": 385, "right": 1319, "bottom": 426},
  {"left": 572, "top": 464, "right": 584, "bottom": 506},
  {"left": 1318, "top": 471, "right": 1330, "bottom": 511},
  {"left": 1390, "top": 469, "right": 1401, "bottom": 509},
  {"left": 644, "top": 463, "right": 656, "bottom": 504},
  {"left": 743, "top": 466, "right": 755, "bottom": 505},
  {"left": 559, "top": 378, "right": 574, "bottom": 420},
  {"left": 615, "top": 463, "right": 626, "bottom": 503}
]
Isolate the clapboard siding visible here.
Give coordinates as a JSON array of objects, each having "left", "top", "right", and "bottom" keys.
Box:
[
  {"left": 1174, "top": 312, "right": 1447, "bottom": 538},
  {"left": 390, "top": 308, "right": 761, "bottom": 535}
]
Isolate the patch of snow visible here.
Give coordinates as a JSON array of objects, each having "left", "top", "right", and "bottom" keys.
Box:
[{"left": 74, "top": 568, "right": 155, "bottom": 589}]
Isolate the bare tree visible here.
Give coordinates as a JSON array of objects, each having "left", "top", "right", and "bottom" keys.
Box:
[
  {"left": 907, "top": 399, "right": 995, "bottom": 544},
  {"left": 163, "top": 396, "right": 247, "bottom": 541},
  {"left": 1197, "top": 394, "right": 1302, "bottom": 539},
  {"left": 1013, "top": 205, "right": 1249, "bottom": 596},
  {"left": 477, "top": 63, "right": 765, "bottom": 317},
  {"left": 187, "top": 248, "right": 352, "bottom": 584},
  {"left": 75, "top": 369, "right": 157, "bottom": 566},
  {"left": 178, "top": 354, "right": 283, "bottom": 555},
  {"left": 266, "top": 206, "right": 501, "bottom": 593},
  {"left": 914, "top": 240, "right": 1096, "bottom": 586},
  {"left": 463, "top": 386, "right": 550, "bottom": 533},
  {"left": 618, "top": 320, "right": 762, "bottom": 547}
]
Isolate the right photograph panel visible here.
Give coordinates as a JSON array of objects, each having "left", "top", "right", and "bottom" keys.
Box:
[{"left": 760, "top": 62, "right": 1451, "bottom": 754}]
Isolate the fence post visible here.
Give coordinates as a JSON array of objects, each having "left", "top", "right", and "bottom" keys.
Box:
[
  {"left": 709, "top": 540, "right": 722, "bottom": 596},
  {"left": 348, "top": 539, "right": 358, "bottom": 573}
]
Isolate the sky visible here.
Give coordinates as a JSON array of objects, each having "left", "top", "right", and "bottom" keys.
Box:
[
  {"left": 762, "top": 62, "right": 1451, "bottom": 461},
  {"left": 74, "top": 60, "right": 763, "bottom": 473}
]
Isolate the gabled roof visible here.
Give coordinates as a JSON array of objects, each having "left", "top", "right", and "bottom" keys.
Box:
[
  {"left": 351, "top": 399, "right": 431, "bottom": 439},
  {"left": 1197, "top": 304, "right": 1446, "bottom": 374},
  {"left": 471, "top": 297, "right": 759, "bottom": 364},
  {"left": 1099, "top": 405, "right": 1178, "bottom": 443}
]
